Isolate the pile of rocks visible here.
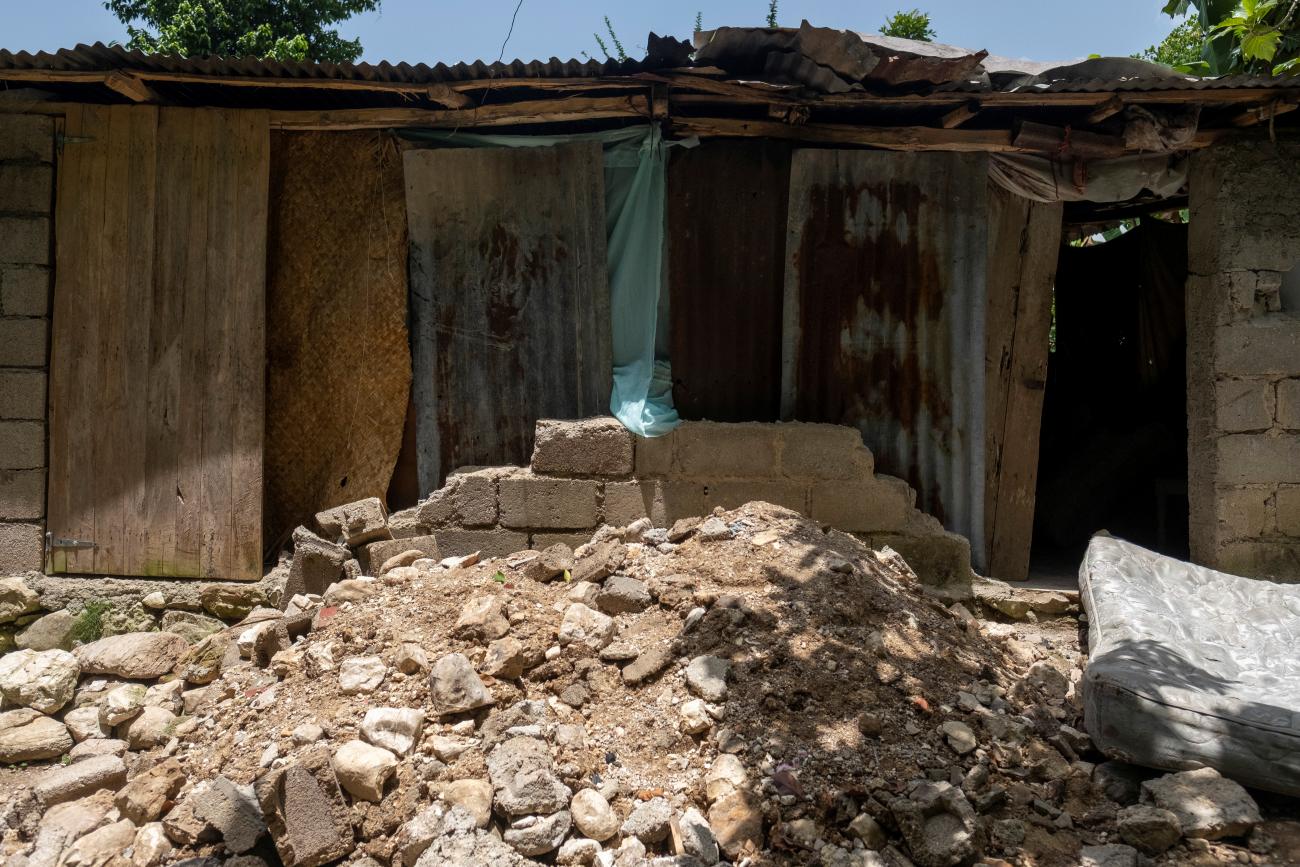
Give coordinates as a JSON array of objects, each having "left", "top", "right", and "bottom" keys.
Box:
[{"left": 0, "top": 500, "right": 1290, "bottom": 866}]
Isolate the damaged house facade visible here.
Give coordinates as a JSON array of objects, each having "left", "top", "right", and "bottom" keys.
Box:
[{"left": 0, "top": 23, "right": 1298, "bottom": 601}]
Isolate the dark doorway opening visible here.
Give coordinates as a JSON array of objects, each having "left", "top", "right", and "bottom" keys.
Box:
[{"left": 1030, "top": 216, "right": 1190, "bottom": 582}]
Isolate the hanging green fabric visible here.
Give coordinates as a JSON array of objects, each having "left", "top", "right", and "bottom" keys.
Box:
[{"left": 400, "top": 125, "right": 690, "bottom": 436}]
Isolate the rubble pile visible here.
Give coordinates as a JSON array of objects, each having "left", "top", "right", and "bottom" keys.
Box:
[{"left": 0, "top": 501, "right": 1291, "bottom": 866}]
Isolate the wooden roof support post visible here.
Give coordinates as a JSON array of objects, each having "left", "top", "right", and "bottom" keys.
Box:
[
  {"left": 1085, "top": 95, "right": 1124, "bottom": 125},
  {"left": 940, "top": 100, "right": 980, "bottom": 128},
  {"left": 1231, "top": 98, "right": 1300, "bottom": 127},
  {"left": 104, "top": 71, "right": 158, "bottom": 103}
]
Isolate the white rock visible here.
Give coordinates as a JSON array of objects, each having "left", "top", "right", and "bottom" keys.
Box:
[
  {"left": 119, "top": 706, "right": 178, "bottom": 750},
  {"left": 142, "top": 592, "right": 168, "bottom": 610},
  {"left": 333, "top": 739, "right": 398, "bottom": 802},
  {"left": 685, "top": 655, "right": 730, "bottom": 702},
  {"left": 0, "top": 648, "right": 80, "bottom": 714},
  {"left": 131, "top": 822, "right": 173, "bottom": 866},
  {"left": 504, "top": 810, "right": 572, "bottom": 857},
  {"left": 680, "top": 699, "right": 713, "bottom": 734},
  {"left": 571, "top": 788, "right": 620, "bottom": 841},
  {"left": 63, "top": 706, "right": 111, "bottom": 742},
  {"left": 361, "top": 707, "right": 425, "bottom": 756},
  {"left": 705, "top": 754, "right": 747, "bottom": 803},
  {"left": 679, "top": 806, "right": 720, "bottom": 863},
  {"left": 339, "top": 655, "right": 386, "bottom": 695},
  {"left": 322, "top": 577, "right": 379, "bottom": 606},
  {"left": 303, "top": 641, "right": 337, "bottom": 677},
  {"left": 292, "top": 722, "right": 324, "bottom": 745},
  {"left": 143, "top": 680, "right": 185, "bottom": 713},
  {"left": 556, "top": 836, "right": 601, "bottom": 865},
  {"left": 100, "top": 683, "right": 148, "bottom": 726},
  {"left": 427, "top": 735, "right": 477, "bottom": 762},
  {"left": 940, "top": 720, "right": 978, "bottom": 755},
  {"left": 558, "top": 603, "right": 615, "bottom": 651}
]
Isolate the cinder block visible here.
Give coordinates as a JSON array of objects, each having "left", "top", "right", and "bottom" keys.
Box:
[
  {"left": 0, "top": 216, "right": 50, "bottom": 266},
  {"left": 1277, "top": 486, "right": 1300, "bottom": 537},
  {"left": 0, "top": 318, "right": 47, "bottom": 367},
  {"left": 1215, "top": 378, "right": 1274, "bottom": 433},
  {"left": 0, "top": 469, "right": 44, "bottom": 520},
  {"left": 634, "top": 430, "right": 675, "bottom": 476},
  {"left": 314, "top": 496, "right": 389, "bottom": 546},
  {"left": 1215, "top": 318, "right": 1300, "bottom": 376},
  {"left": 1278, "top": 379, "right": 1300, "bottom": 431},
  {"left": 531, "top": 417, "right": 634, "bottom": 477},
  {"left": 603, "top": 479, "right": 706, "bottom": 528},
  {"left": 451, "top": 471, "right": 499, "bottom": 527},
  {"left": 529, "top": 531, "right": 593, "bottom": 551},
  {"left": 359, "top": 534, "right": 439, "bottom": 575},
  {"left": 433, "top": 527, "right": 529, "bottom": 559},
  {"left": 779, "top": 422, "right": 874, "bottom": 480},
  {"left": 1216, "top": 434, "right": 1300, "bottom": 485},
  {"left": 0, "top": 164, "right": 53, "bottom": 213},
  {"left": 0, "top": 522, "right": 42, "bottom": 572},
  {"left": 0, "top": 421, "right": 42, "bottom": 469},
  {"left": 0, "top": 370, "right": 45, "bottom": 419},
  {"left": 1213, "top": 486, "right": 1273, "bottom": 541},
  {"left": 808, "top": 478, "right": 912, "bottom": 532},
  {"left": 0, "top": 115, "right": 53, "bottom": 163},
  {"left": 675, "top": 422, "right": 778, "bottom": 478},
  {"left": 861, "top": 530, "right": 972, "bottom": 588},
  {"left": 703, "top": 480, "right": 808, "bottom": 514},
  {"left": 1216, "top": 540, "right": 1300, "bottom": 582},
  {"left": 0, "top": 266, "right": 50, "bottom": 316},
  {"left": 498, "top": 473, "right": 599, "bottom": 529}
]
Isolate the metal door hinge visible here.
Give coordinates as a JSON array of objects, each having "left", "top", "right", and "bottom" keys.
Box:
[{"left": 46, "top": 532, "right": 96, "bottom": 550}]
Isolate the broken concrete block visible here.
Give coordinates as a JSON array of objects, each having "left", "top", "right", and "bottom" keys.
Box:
[
  {"left": 256, "top": 744, "right": 355, "bottom": 867},
  {"left": 531, "top": 418, "right": 634, "bottom": 477},
  {"left": 359, "top": 535, "right": 438, "bottom": 576},
  {"left": 315, "top": 497, "right": 390, "bottom": 546},
  {"left": 285, "top": 527, "right": 348, "bottom": 599}
]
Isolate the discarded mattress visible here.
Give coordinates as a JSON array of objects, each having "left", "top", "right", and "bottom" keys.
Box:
[{"left": 1081, "top": 534, "right": 1300, "bottom": 795}]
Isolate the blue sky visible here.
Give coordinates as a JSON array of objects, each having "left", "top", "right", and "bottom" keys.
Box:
[{"left": 6, "top": 1, "right": 1183, "bottom": 67}]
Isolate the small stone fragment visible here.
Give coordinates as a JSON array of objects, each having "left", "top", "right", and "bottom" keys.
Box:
[
  {"left": 428, "top": 653, "right": 495, "bottom": 715},
  {"left": 332, "top": 739, "right": 398, "bottom": 802},
  {"left": 571, "top": 788, "right": 620, "bottom": 841},
  {"left": 685, "top": 655, "right": 730, "bottom": 701},
  {"left": 338, "top": 656, "right": 386, "bottom": 695}
]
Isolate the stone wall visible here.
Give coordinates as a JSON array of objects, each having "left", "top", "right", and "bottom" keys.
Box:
[
  {"left": 397, "top": 418, "right": 972, "bottom": 588},
  {"left": 0, "top": 115, "right": 54, "bottom": 574},
  {"left": 1187, "top": 138, "right": 1300, "bottom": 580}
]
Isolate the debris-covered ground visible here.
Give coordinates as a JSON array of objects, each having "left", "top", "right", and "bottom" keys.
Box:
[{"left": 2, "top": 501, "right": 1299, "bottom": 866}]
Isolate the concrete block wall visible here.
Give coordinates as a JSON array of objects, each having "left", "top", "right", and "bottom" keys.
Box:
[
  {"left": 0, "top": 116, "right": 54, "bottom": 574},
  {"left": 1188, "top": 138, "right": 1300, "bottom": 580},
  {"left": 409, "top": 417, "right": 972, "bottom": 588}
]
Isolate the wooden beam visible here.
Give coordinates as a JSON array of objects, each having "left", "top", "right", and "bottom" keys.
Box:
[
  {"left": 640, "top": 71, "right": 803, "bottom": 104},
  {"left": 668, "top": 115, "right": 1020, "bottom": 151},
  {"left": 426, "top": 83, "right": 471, "bottom": 109},
  {"left": 1085, "top": 95, "right": 1124, "bottom": 125},
  {"left": 1013, "top": 121, "right": 1127, "bottom": 158},
  {"left": 104, "top": 72, "right": 158, "bottom": 103},
  {"left": 940, "top": 100, "right": 980, "bottom": 129},
  {"left": 267, "top": 94, "right": 654, "bottom": 130},
  {"left": 1230, "top": 98, "right": 1300, "bottom": 127}
]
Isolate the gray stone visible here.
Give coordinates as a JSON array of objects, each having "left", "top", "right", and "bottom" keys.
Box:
[
  {"left": 255, "top": 745, "right": 355, "bottom": 867},
  {"left": 481, "top": 637, "right": 528, "bottom": 679},
  {"left": 286, "top": 527, "right": 349, "bottom": 598},
  {"left": 33, "top": 754, "right": 127, "bottom": 807},
  {"left": 99, "top": 683, "right": 147, "bottom": 726},
  {"left": 62, "top": 706, "right": 111, "bottom": 742},
  {"left": 678, "top": 806, "right": 720, "bottom": 862},
  {"left": 315, "top": 497, "right": 390, "bottom": 546},
  {"left": 556, "top": 837, "right": 601, "bottom": 866},
  {"left": 15, "top": 610, "right": 76, "bottom": 651},
  {"left": 622, "top": 796, "right": 672, "bottom": 844},
  {"left": 118, "top": 707, "right": 177, "bottom": 750},
  {"left": 190, "top": 776, "right": 266, "bottom": 855},
  {"left": 0, "top": 708, "right": 71, "bottom": 762},
  {"left": 338, "top": 656, "right": 386, "bottom": 695},
  {"left": 67, "top": 738, "right": 127, "bottom": 762},
  {"left": 59, "top": 818, "right": 136, "bottom": 867},
  {"left": 571, "top": 540, "right": 626, "bottom": 584},
  {"left": 503, "top": 810, "right": 571, "bottom": 857},
  {"left": 558, "top": 603, "right": 615, "bottom": 651},
  {"left": 596, "top": 575, "right": 653, "bottom": 614},
  {"left": 890, "top": 782, "right": 985, "bottom": 867},
  {"left": 521, "top": 544, "right": 574, "bottom": 583},
  {"left": 685, "top": 655, "right": 730, "bottom": 702},
  {"left": 75, "top": 632, "right": 188, "bottom": 679},
  {"left": 488, "top": 736, "right": 571, "bottom": 816},
  {"left": 1094, "top": 760, "right": 1147, "bottom": 806},
  {"left": 939, "top": 720, "right": 978, "bottom": 755},
  {"left": 622, "top": 643, "right": 674, "bottom": 685},
  {"left": 429, "top": 653, "right": 495, "bottom": 715},
  {"left": 322, "top": 578, "right": 378, "bottom": 606},
  {"left": 414, "top": 827, "right": 529, "bottom": 866},
  {"left": 1141, "top": 767, "right": 1261, "bottom": 839},
  {"left": 1079, "top": 843, "right": 1140, "bottom": 867},
  {"left": 158, "top": 610, "right": 225, "bottom": 645},
  {"left": 1117, "top": 804, "right": 1182, "bottom": 854}
]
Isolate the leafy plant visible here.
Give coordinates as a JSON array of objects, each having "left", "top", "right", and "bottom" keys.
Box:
[
  {"left": 70, "top": 601, "right": 110, "bottom": 645},
  {"left": 695, "top": 11, "right": 704, "bottom": 34},
  {"left": 103, "top": 0, "right": 380, "bottom": 62},
  {"left": 767, "top": 0, "right": 779, "bottom": 28},
  {"left": 1136, "top": 13, "right": 1208, "bottom": 68},
  {"left": 881, "top": 9, "right": 937, "bottom": 41},
  {"left": 593, "top": 15, "right": 628, "bottom": 62},
  {"left": 1161, "top": 0, "right": 1300, "bottom": 74}
]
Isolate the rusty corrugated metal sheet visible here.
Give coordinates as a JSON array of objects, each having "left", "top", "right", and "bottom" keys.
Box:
[
  {"left": 782, "top": 149, "right": 988, "bottom": 568},
  {"left": 667, "top": 139, "right": 791, "bottom": 422},
  {"left": 403, "top": 142, "right": 611, "bottom": 492}
]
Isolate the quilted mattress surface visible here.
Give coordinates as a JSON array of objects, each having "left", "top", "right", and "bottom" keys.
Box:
[{"left": 1080, "top": 534, "right": 1300, "bottom": 795}]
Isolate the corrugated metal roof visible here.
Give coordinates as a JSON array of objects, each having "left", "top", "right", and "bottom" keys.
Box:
[{"left": 0, "top": 42, "right": 651, "bottom": 83}]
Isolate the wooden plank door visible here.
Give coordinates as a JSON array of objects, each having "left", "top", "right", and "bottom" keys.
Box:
[
  {"left": 47, "top": 106, "right": 268, "bottom": 580},
  {"left": 983, "top": 182, "right": 1062, "bottom": 581},
  {"left": 404, "top": 142, "right": 611, "bottom": 493}
]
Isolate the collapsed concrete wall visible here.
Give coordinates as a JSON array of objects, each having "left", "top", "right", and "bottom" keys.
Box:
[
  {"left": 1188, "top": 139, "right": 1300, "bottom": 580},
  {"left": 0, "top": 115, "right": 54, "bottom": 574},
  {"left": 391, "top": 418, "right": 972, "bottom": 588}
]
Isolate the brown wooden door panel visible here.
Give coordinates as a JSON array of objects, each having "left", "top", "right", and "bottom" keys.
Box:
[{"left": 48, "top": 106, "right": 268, "bottom": 580}]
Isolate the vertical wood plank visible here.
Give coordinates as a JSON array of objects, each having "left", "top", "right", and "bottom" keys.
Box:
[
  {"left": 230, "top": 110, "right": 268, "bottom": 580},
  {"left": 983, "top": 182, "right": 1063, "bottom": 580}
]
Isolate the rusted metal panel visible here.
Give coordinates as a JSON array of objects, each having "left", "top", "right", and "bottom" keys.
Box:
[
  {"left": 667, "top": 139, "right": 791, "bottom": 422},
  {"left": 782, "top": 149, "right": 988, "bottom": 567},
  {"left": 404, "top": 142, "right": 611, "bottom": 493}
]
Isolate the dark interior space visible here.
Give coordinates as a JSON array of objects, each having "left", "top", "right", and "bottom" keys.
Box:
[{"left": 1031, "top": 215, "right": 1190, "bottom": 580}]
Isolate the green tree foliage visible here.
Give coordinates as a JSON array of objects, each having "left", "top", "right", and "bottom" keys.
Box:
[
  {"left": 1137, "top": 13, "right": 1207, "bottom": 68},
  {"left": 593, "top": 15, "right": 627, "bottom": 62},
  {"left": 881, "top": 9, "right": 936, "bottom": 41},
  {"left": 1161, "top": 0, "right": 1300, "bottom": 74},
  {"left": 767, "top": 1, "right": 779, "bottom": 28},
  {"left": 103, "top": 0, "right": 379, "bottom": 62}
]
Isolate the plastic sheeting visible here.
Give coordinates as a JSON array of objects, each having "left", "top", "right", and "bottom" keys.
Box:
[
  {"left": 401, "top": 125, "right": 690, "bottom": 437},
  {"left": 989, "top": 152, "right": 1188, "bottom": 204}
]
